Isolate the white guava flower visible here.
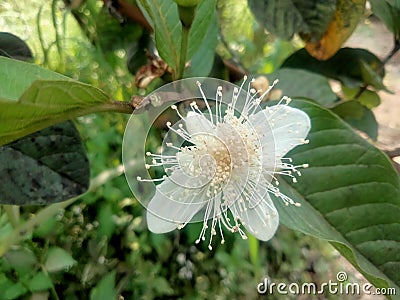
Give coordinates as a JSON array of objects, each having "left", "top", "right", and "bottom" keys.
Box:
[{"left": 138, "top": 77, "right": 311, "bottom": 250}]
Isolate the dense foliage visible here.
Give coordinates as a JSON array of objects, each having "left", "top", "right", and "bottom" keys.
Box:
[{"left": 0, "top": 0, "right": 399, "bottom": 299}]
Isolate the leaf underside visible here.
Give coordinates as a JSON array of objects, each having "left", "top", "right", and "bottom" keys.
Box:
[{"left": 248, "top": 0, "right": 336, "bottom": 40}]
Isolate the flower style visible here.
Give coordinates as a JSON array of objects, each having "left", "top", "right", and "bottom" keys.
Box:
[{"left": 138, "top": 77, "right": 311, "bottom": 249}]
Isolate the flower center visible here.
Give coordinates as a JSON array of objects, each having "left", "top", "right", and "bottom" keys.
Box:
[
  {"left": 178, "top": 115, "right": 262, "bottom": 198},
  {"left": 178, "top": 134, "right": 232, "bottom": 193}
]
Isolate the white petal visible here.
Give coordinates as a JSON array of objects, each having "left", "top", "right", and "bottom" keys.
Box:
[
  {"left": 146, "top": 171, "right": 207, "bottom": 233},
  {"left": 185, "top": 111, "right": 214, "bottom": 136},
  {"left": 251, "top": 105, "right": 311, "bottom": 159},
  {"left": 233, "top": 189, "right": 279, "bottom": 241}
]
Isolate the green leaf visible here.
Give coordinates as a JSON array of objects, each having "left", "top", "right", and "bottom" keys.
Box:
[
  {"left": 304, "top": 0, "right": 366, "bottom": 60},
  {"left": 137, "top": 0, "right": 215, "bottom": 74},
  {"left": 33, "top": 216, "right": 60, "bottom": 238},
  {"left": 44, "top": 247, "right": 77, "bottom": 272},
  {"left": 358, "top": 91, "right": 381, "bottom": 109},
  {"left": 137, "top": 0, "right": 181, "bottom": 71},
  {"left": 89, "top": 271, "right": 116, "bottom": 300},
  {"left": 0, "top": 32, "right": 33, "bottom": 61},
  {"left": 360, "top": 60, "right": 391, "bottom": 92},
  {"left": 273, "top": 100, "right": 400, "bottom": 294},
  {"left": 0, "top": 57, "right": 118, "bottom": 146},
  {"left": 248, "top": 0, "right": 337, "bottom": 40},
  {"left": 369, "top": 0, "right": 400, "bottom": 38},
  {"left": 184, "top": 13, "right": 218, "bottom": 77},
  {"left": 0, "top": 121, "right": 90, "bottom": 205},
  {"left": 3, "top": 282, "right": 28, "bottom": 300},
  {"left": 342, "top": 85, "right": 381, "bottom": 108},
  {"left": 0, "top": 56, "right": 69, "bottom": 102},
  {"left": 282, "top": 48, "right": 384, "bottom": 88},
  {"left": 3, "top": 247, "right": 38, "bottom": 275},
  {"left": 28, "top": 271, "right": 53, "bottom": 292},
  {"left": 0, "top": 80, "right": 112, "bottom": 146},
  {"left": 331, "top": 100, "right": 378, "bottom": 140},
  {"left": 97, "top": 204, "right": 116, "bottom": 239},
  {"left": 186, "top": 0, "right": 217, "bottom": 59},
  {"left": 265, "top": 68, "right": 337, "bottom": 106}
]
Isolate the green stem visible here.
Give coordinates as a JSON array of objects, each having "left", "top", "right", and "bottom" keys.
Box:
[
  {"left": 248, "top": 234, "right": 260, "bottom": 278},
  {"left": 37, "top": 5, "right": 49, "bottom": 66},
  {"left": 51, "top": 0, "right": 64, "bottom": 71},
  {"left": 4, "top": 205, "right": 20, "bottom": 228},
  {"left": 177, "top": 25, "right": 190, "bottom": 80},
  {"left": 106, "top": 100, "right": 136, "bottom": 114},
  {"left": 41, "top": 264, "right": 60, "bottom": 300}
]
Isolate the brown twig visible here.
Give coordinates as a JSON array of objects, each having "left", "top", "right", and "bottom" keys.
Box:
[
  {"left": 385, "top": 147, "right": 400, "bottom": 158},
  {"left": 382, "top": 147, "right": 400, "bottom": 174},
  {"left": 102, "top": 0, "right": 152, "bottom": 32},
  {"left": 223, "top": 59, "right": 247, "bottom": 82},
  {"left": 391, "top": 160, "right": 400, "bottom": 174}
]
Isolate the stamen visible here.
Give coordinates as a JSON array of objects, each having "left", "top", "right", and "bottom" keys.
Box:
[
  {"left": 171, "top": 104, "right": 186, "bottom": 120},
  {"left": 137, "top": 175, "right": 166, "bottom": 182},
  {"left": 196, "top": 81, "right": 214, "bottom": 125}
]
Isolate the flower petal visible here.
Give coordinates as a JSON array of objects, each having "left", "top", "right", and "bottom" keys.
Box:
[
  {"left": 250, "top": 105, "right": 311, "bottom": 159},
  {"left": 185, "top": 111, "right": 214, "bottom": 136},
  {"left": 233, "top": 189, "right": 279, "bottom": 241},
  {"left": 146, "top": 170, "right": 207, "bottom": 233}
]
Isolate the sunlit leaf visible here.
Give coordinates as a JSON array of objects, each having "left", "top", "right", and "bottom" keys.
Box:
[
  {"left": 44, "top": 247, "right": 77, "bottom": 272},
  {"left": 305, "top": 0, "right": 366, "bottom": 60},
  {"left": 342, "top": 85, "right": 381, "bottom": 108},
  {"left": 0, "top": 56, "right": 69, "bottom": 102},
  {"left": 0, "top": 57, "right": 117, "bottom": 146},
  {"left": 357, "top": 91, "right": 381, "bottom": 108}
]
